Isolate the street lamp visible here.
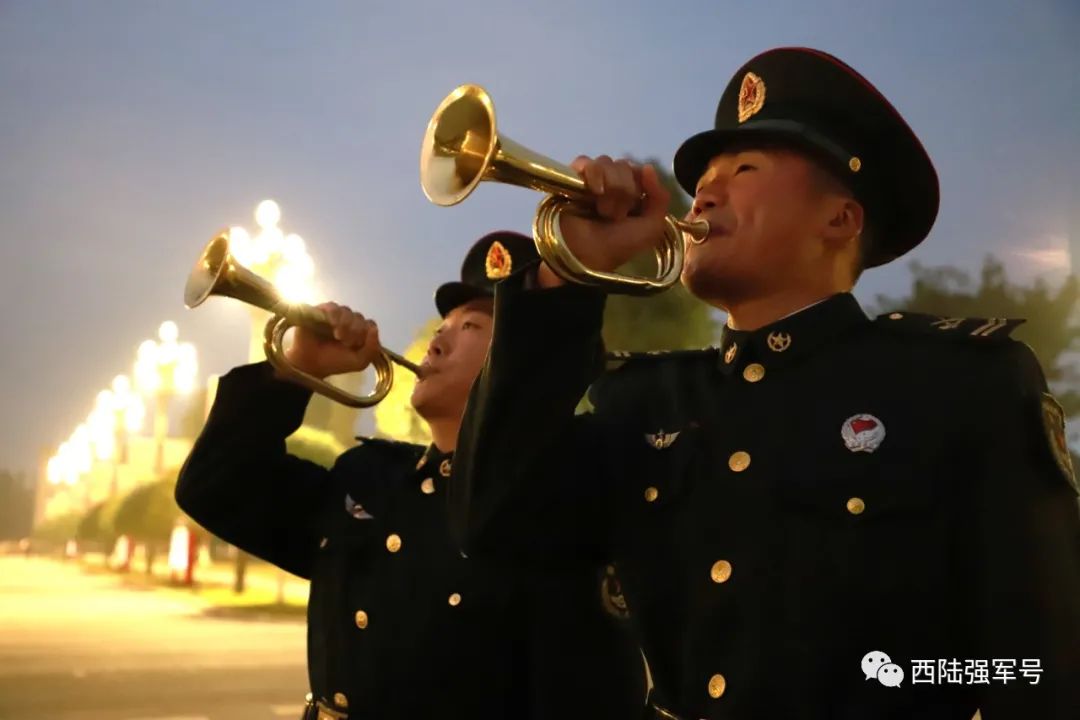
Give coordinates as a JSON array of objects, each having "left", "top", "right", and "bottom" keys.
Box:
[
  {"left": 134, "top": 321, "right": 197, "bottom": 474},
  {"left": 227, "top": 200, "right": 319, "bottom": 363},
  {"left": 87, "top": 374, "right": 145, "bottom": 495}
]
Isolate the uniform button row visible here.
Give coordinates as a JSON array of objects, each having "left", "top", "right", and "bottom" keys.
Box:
[
  {"left": 643, "top": 452, "right": 750, "bottom": 504},
  {"left": 354, "top": 593, "right": 463, "bottom": 631}
]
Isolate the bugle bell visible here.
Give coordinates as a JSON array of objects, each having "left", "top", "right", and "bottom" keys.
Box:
[
  {"left": 184, "top": 231, "right": 419, "bottom": 408},
  {"left": 419, "top": 84, "right": 709, "bottom": 295}
]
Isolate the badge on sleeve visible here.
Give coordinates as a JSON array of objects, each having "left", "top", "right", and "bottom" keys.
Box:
[
  {"left": 1040, "top": 393, "right": 1078, "bottom": 493},
  {"left": 645, "top": 429, "right": 681, "bottom": 450},
  {"left": 600, "top": 564, "right": 631, "bottom": 620},
  {"left": 841, "top": 414, "right": 886, "bottom": 453},
  {"left": 344, "top": 493, "right": 374, "bottom": 520}
]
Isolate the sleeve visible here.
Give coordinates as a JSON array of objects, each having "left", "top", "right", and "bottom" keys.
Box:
[
  {"left": 175, "top": 361, "right": 332, "bottom": 579},
  {"left": 448, "top": 265, "right": 617, "bottom": 571},
  {"left": 968, "top": 341, "right": 1080, "bottom": 718}
]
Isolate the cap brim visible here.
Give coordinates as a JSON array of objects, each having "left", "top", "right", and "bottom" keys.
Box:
[
  {"left": 672, "top": 125, "right": 937, "bottom": 268},
  {"left": 673, "top": 125, "right": 850, "bottom": 199},
  {"left": 434, "top": 282, "right": 492, "bottom": 317}
]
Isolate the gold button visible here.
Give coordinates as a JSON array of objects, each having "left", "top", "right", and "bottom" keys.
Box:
[
  {"left": 305, "top": 692, "right": 313, "bottom": 703},
  {"left": 849, "top": 156, "right": 862, "bottom": 173},
  {"left": 448, "top": 592, "right": 462, "bottom": 607},
  {"left": 333, "top": 692, "right": 348, "bottom": 708},
  {"left": 889, "top": 312, "right": 903, "bottom": 320},
  {"left": 847, "top": 497, "right": 866, "bottom": 515},
  {"left": 742, "top": 363, "right": 765, "bottom": 383},
  {"left": 319, "top": 537, "right": 328, "bottom": 549},
  {"left": 354, "top": 610, "right": 369, "bottom": 629},
  {"left": 710, "top": 560, "right": 732, "bottom": 584},
  {"left": 439, "top": 459, "right": 452, "bottom": 477},
  {"left": 386, "top": 533, "right": 402, "bottom": 553},
  {"left": 644, "top": 486, "right": 659, "bottom": 502},
  {"left": 708, "top": 673, "right": 727, "bottom": 698},
  {"left": 728, "top": 451, "right": 751, "bottom": 472},
  {"left": 420, "top": 477, "right": 435, "bottom": 494}
]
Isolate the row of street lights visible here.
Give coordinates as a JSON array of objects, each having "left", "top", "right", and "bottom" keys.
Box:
[
  {"left": 44, "top": 199, "right": 312, "bottom": 511},
  {"left": 40, "top": 199, "right": 322, "bottom": 587},
  {"left": 45, "top": 320, "right": 198, "bottom": 505}
]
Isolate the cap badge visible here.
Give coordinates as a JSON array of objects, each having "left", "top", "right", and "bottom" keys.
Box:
[
  {"left": 485, "top": 240, "right": 512, "bottom": 279},
  {"left": 738, "top": 72, "right": 766, "bottom": 123}
]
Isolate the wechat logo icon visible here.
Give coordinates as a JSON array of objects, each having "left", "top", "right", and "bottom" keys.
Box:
[{"left": 862, "top": 650, "right": 904, "bottom": 687}]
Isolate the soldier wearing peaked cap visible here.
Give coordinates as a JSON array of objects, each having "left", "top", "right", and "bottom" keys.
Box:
[
  {"left": 449, "top": 48, "right": 1080, "bottom": 719},
  {"left": 176, "top": 231, "right": 646, "bottom": 719}
]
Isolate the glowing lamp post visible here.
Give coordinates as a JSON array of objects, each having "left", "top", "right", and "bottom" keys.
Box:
[
  {"left": 134, "top": 321, "right": 197, "bottom": 475},
  {"left": 88, "top": 374, "right": 145, "bottom": 495},
  {"left": 227, "top": 200, "right": 318, "bottom": 362}
]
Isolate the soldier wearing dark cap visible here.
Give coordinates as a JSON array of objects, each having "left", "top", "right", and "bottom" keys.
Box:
[
  {"left": 175, "top": 231, "right": 646, "bottom": 720},
  {"left": 449, "top": 48, "right": 1080, "bottom": 719}
]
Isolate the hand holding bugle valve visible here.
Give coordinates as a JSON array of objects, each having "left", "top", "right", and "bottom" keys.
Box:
[
  {"left": 184, "top": 231, "right": 418, "bottom": 408},
  {"left": 419, "top": 84, "right": 709, "bottom": 295}
]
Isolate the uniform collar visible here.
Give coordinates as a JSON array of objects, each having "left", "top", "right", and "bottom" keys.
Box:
[
  {"left": 414, "top": 444, "right": 455, "bottom": 478},
  {"left": 717, "top": 293, "right": 869, "bottom": 374}
]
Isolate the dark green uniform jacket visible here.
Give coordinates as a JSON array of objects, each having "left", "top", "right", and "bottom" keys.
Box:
[
  {"left": 176, "top": 361, "right": 646, "bottom": 719},
  {"left": 450, "top": 274, "right": 1080, "bottom": 720}
]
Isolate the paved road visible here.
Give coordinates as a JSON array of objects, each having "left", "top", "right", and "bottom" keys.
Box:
[{"left": 0, "top": 556, "right": 308, "bottom": 720}]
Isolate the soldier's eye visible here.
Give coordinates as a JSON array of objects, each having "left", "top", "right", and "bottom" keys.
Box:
[{"left": 735, "top": 164, "right": 756, "bottom": 174}]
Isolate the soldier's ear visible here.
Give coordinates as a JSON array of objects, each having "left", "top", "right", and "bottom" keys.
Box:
[{"left": 821, "top": 196, "right": 864, "bottom": 247}]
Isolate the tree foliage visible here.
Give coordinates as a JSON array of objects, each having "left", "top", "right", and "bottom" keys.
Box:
[
  {"left": 602, "top": 158, "right": 720, "bottom": 351},
  {"left": 32, "top": 511, "right": 81, "bottom": 543},
  {"left": 114, "top": 473, "right": 182, "bottom": 544},
  {"left": 373, "top": 318, "right": 440, "bottom": 444},
  {"left": 286, "top": 424, "right": 349, "bottom": 468}
]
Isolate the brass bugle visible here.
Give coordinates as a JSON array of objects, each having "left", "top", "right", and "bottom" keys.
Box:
[
  {"left": 419, "top": 84, "right": 709, "bottom": 295},
  {"left": 184, "top": 231, "right": 419, "bottom": 408}
]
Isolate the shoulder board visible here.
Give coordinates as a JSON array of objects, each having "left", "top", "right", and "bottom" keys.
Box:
[
  {"left": 351, "top": 435, "right": 425, "bottom": 455},
  {"left": 604, "top": 347, "right": 718, "bottom": 371},
  {"left": 875, "top": 311, "right": 1025, "bottom": 342}
]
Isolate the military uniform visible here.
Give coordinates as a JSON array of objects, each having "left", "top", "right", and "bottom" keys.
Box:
[
  {"left": 175, "top": 232, "right": 645, "bottom": 720},
  {"left": 449, "top": 49, "right": 1080, "bottom": 720}
]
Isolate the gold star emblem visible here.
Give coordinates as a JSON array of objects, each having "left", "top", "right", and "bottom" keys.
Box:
[
  {"left": 485, "top": 240, "right": 512, "bottom": 280},
  {"left": 738, "top": 72, "right": 766, "bottom": 123},
  {"left": 767, "top": 332, "right": 792, "bottom": 352}
]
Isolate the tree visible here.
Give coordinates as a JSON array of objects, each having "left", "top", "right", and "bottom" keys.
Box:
[
  {"left": 601, "top": 158, "right": 720, "bottom": 351},
  {"left": 373, "top": 318, "right": 440, "bottom": 444},
  {"left": 32, "top": 510, "right": 81, "bottom": 546},
  {"left": 0, "top": 470, "right": 34, "bottom": 540},
  {"left": 286, "top": 425, "right": 348, "bottom": 468},
  {"left": 75, "top": 495, "right": 124, "bottom": 549},
  {"left": 115, "top": 472, "right": 182, "bottom": 573},
  {"left": 875, "top": 256, "right": 1080, "bottom": 415}
]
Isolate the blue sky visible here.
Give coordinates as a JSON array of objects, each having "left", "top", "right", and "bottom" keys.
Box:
[{"left": 1, "top": 0, "right": 1077, "bottom": 473}]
